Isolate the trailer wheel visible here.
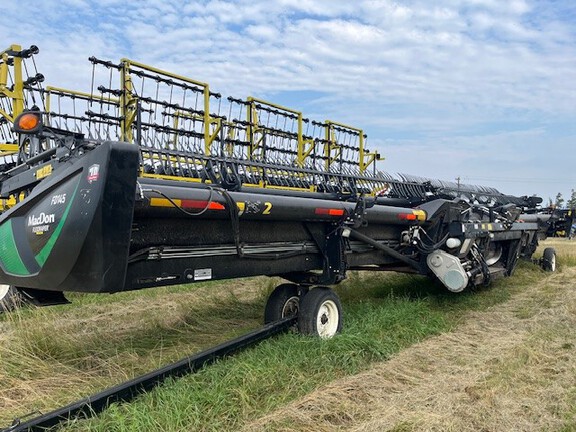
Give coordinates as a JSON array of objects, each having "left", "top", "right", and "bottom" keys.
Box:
[
  {"left": 542, "top": 247, "right": 557, "bottom": 272},
  {"left": 264, "top": 283, "right": 300, "bottom": 324},
  {"left": 298, "top": 287, "right": 342, "bottom": 339},
  {"left": 0, "top": 284, "right": 24, "bottom": 313}
]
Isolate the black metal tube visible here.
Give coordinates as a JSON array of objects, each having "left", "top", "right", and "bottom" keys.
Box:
[
  {"left": 4, "top": 148, "right": 57, "bottom": 176},
  {"left": 348, "top": 229, "right": 421, "bottom": 271},
  {"left": 135, "top": 179, "right": 427, "bottom": 226},
  {"left": 2, "top": 317, "right": 296, "bottom": 432},
  {"left": 26, "top": 147, "right": 57, "bottom": 166}
]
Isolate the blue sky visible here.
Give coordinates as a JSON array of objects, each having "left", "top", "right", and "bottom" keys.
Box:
[{"left": 2, "top": 0, "right": 575, "bottom": 202}]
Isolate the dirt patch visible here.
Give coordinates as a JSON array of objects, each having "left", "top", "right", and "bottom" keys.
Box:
[{"left": 244, "top": 266, "right": 576, "bottom": 432}]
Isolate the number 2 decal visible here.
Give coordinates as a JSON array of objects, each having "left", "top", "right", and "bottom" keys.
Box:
[{"left": 263, "top": 202, "right": 272, "bottom": 215}]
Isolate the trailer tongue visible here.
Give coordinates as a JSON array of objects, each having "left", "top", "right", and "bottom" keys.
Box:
[{"left": 0, "top": 44, "right": 557, "bottom": 338}]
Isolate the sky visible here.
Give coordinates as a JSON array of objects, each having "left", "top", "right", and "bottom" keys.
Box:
[{"left": 2, "top": 0, "right": 576, "bottom": 203}]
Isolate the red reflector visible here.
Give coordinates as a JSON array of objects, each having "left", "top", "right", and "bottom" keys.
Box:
[
  {"left": 398, "top": 213, "right": 417, "bottom": 221},
  {"left": 181, "top": 200, "right": 225, "bottom": 210},
  {"left": 315, "top": 208, "right": 345, "bottom": 216}
]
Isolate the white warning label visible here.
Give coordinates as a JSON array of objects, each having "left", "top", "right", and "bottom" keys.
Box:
[{"left": 194, "top": 268, "right": 212, "bottom": 281}]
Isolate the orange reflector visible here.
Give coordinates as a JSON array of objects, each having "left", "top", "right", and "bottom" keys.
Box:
[
  {"left": 208, "top": 202, "right": 226, "bottom": 210},
  {"left": 315, "top": 208, "right": 345, "bottom": 216},
  {"left": 181, "top": 199, "right": 225, "bottom": 210},
  {"left": 18, "top": 113, "right": 40, "bottom": 131},
  {"left": 398, "top": 210, "right": 426, "bottom": 222},
  {"left": 398, "top": 213, "right": 417, "bottom": 221}
]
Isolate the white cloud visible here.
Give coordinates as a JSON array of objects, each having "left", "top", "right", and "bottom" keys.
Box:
[{"left": 1, "top": 0, "right": 575, "bottom": 199}]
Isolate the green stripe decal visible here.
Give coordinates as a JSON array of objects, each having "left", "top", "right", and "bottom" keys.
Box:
[
  {"left": 0, "top": 220, "right": 30, "bottom": 276},
  {"left": 35, "top": 187, "right": 78, "bottom": 267}
]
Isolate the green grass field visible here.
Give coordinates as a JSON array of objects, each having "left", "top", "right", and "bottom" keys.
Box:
[{"left": 0, "top": 240, "right": 574, "bottom": 431}]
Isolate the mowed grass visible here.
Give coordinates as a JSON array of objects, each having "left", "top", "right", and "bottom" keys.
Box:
[{"left": 0, "top": 240, "right": 572, "bottom": 431}]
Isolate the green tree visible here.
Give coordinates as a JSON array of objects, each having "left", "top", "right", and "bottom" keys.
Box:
[
  {"left": 555, "top": 192, "right": 565, "bottom": 208},
  {"left": 567, "top": 189, "right": 576, "bottom": 209}
]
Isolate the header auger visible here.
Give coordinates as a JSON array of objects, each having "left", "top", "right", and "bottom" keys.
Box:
[{"left": 0, "top": 44, "right": 560, "bottom": 339}]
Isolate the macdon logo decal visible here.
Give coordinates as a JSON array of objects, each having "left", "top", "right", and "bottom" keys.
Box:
[
  {"left": 28, "top": 212, "right": 55, "bottom": 227},
  {"left": 87, "top": 164, "right": 100, "bottom": 183}
]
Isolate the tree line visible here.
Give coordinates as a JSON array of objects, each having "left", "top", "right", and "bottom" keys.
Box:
[{"left": 549, "top": 189, "right": 576, "bottom": 209}]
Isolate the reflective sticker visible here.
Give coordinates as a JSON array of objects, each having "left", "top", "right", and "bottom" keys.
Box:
[
  {"left": 36, "top": 165, "right": 52, "bottom": 180},
  {"left": 180, "top": 200, "right": 224, "bottom": 210},
  {"left": 315, "top": 208, "right": 345, "bottom": 216},
  {"left": 398, "top": 213, "right": 417, "bottom": 221},
  {"left": 150, "top": 197, "right": 176, "bottom": 207},
  {"left": 413, "top": 210, "right": 427, "bottom": 221},
  {"left": 150, "top": 197, "right": 224, "bottom": 210}
]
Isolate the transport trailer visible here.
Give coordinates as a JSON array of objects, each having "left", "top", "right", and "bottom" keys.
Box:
[{"left": 0, "top": 45, "right": 557, "bottom": 338}]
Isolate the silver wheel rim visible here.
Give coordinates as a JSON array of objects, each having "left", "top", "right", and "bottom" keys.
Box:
[
  {"left": 550, "top": 254, "right": 556, "bottom": 271},
  {"left": 316, "top": 299, "right": 339, "bottom": 339},
  {"left": 282, "top": 296, "right": 299, "bottom": 318},
  {"left": 0, "top": 284, "right": 10, "bottom": 301}
]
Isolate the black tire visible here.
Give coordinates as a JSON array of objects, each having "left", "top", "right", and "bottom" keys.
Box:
[
  {"left": 298, "top": 287, "right": 342, "bottom": 339},
  {"left": 0, "top": 284, "right": 24, "bottom": 313},
  {"left": 264, "top": 283, "right": 300, "bottom": 324},
  {"left": 542, "top": 247, "right": 557, "bottom": 272}
]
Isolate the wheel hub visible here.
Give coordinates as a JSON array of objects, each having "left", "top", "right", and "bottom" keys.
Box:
[
  {"left": 316, "top": 300, "right": 339, "bottom": 338},
  {"left": 281, "top": 296, "right": 299, "bottom": 317}
]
